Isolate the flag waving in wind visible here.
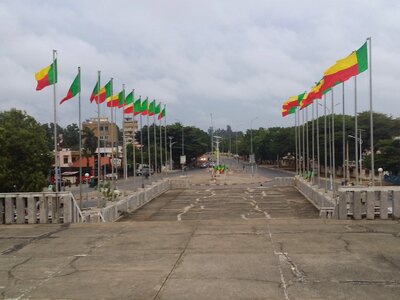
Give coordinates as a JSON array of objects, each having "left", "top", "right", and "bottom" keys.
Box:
[
  {"left": 124, "top": 91, "right": 134, "bottom": 113},
  {"left": 134, "top": 97, "right": 142, "bottom": 116},
  {"left": 35, "top": 60, "right": 57, "bottom": 91},
  {"left": 322, "top": 42, "right": 368, "bottom": 92},
  {"left": 91, "top": 79, "right": 112, "bottom": 104},
  {"left": 158, "top": 107, "right": 166, "bottom": 120},
  {"left": 148, "top": 100, "right": 156, "bottom": 116},
  {"left": 60, "top": 72, "right": 80, "bottom": 105}
]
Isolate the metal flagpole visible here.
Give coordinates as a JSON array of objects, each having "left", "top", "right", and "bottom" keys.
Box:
[
  {"left": 367, "top": 37, "right": 374, "bottom": 185},
  {"left": 324, "top": 94, "right": 328, "bottom": 192},
  {"left": 96, "top": 71, "right": 101, "bottom": 192},
  {"left": 328, "top": 96, "right": 332, "bottom": 190},
  {"left": 342, "top": 83, "right": 346, "bottom": 184},
  {"left": 140, "top": 103, "right": 144, "bottom": 188},
  {"left": 114, "top": 105, "right": 118, "bottom": 178},
  {"left": 78, "top": 67, "right": 82, "bottom": 209},
  {"left": 153, "top": 102, "right": 157, "bottom": 174},
  {"left": 298, "top": 109, "right": 302, "bottom": 175},
  {"left": 110, "top": 78, "right": 115, "bottom": 192},
  {"left": 354, "top": 75, "right": 359, "bottom": 185},
  {"left": 302, "top": 109, "right": 305, "bottom": 175},
  {"left": 164, "top": 105, "right": 167, "bottom": 171},
  {"left": 331, "top": 89, "right": 336, "bottom": 196},
  {"left": 210, "top": 113, "right": 214, "bottom": 162},
  {"left": 159, "top": 105, "right": 163, "bottom": 172},
  {"left": 312, "top": 101, "right": 315, "bottom": 185},
  {"left": 122, "top": 84, "right": 127, "bottom": 180},
  {"left": 306, "top": 106, "right": 309, "bottom": 177},
  {"left": 132, "top": 89, "right": 136, "bottom": 183},
  {"left": 147, "top": 106, "right": 151, "bottom": 178},
  {"left": 295, "top": 110, "right": 298, "bottom": 174},
  {"left": 52, "top": 50, "right": 59, "bottom": 193},
  {"left": 316, "top": 99, "right": 320, "bottom": 188}
]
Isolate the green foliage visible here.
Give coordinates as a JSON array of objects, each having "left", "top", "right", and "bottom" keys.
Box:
[
  {"left": 0, "top": 109, "right": 52, "bottom": 192},
  {"left": 82, "top": 127, "right": 97, "bottom": 154},
  {"left": 63, "top": 123, "right": 80, "bottom": 150},
  {"left": 363, "top": 139, "right": 400, "bottom": 174},
  {"left": 234, "top": 111, "right": 400, "bottom": 171},
  {"left": 99, "top": 181, "right": 119, "bottom": 202},
  {"left": 134, "top": 123, "right": 209, "bottom": 169}
]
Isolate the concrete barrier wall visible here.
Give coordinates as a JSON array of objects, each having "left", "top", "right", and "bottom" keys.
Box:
[
  {"left": 99, "top": 179, "right": 171, "bottom": 222},
  {"left": 294, "top": 177, "right": 336, "bottom": 210},
  {"left": 273, "top": 177, "right": 294, "bottom": 186},
  {"left": 0, "top": 192, "right": 83, "bottom": 224},
  {"left": 337, "top": 187, "right": 400, "bottom": 220},
  {"left": 169, "top": 177, "right": 189, "bottom": 189},
  {"left": 288, "top": 176, "right": 400, "bottom": 220}
]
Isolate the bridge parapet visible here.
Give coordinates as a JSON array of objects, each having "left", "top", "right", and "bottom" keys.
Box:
[
  {"left": 291, "top": 176, "right": 400, "bottom": 220},
  {"left": 337, "top": 187, "right": 400, "bottom": 220},
  {"left": 0, "top": 192, "right": 83, "bottom": 224}
]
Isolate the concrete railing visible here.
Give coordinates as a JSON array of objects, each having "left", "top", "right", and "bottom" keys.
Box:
[
  {"left": 98, "top": 179, "right": 171, "bottom": 222},
  {"left": 169, "top": 176, "right": 190, "bottom": 189},
  {"left": 273, "top": 177, "right": 294, "bottom": 186},
  {"left": 0, "top": 192, "right": 83, "bottom": 224},
  {"left": 294, "top": 177, "right": 336, "bottom": 207},
  {"left": 286, "top": 176, "right": 400, "bottom": 220},
  {"left": 277, "top": 176, "right": 335, "bottom": 218},
  {"left": 0, "top": 177, "right": 189, "bottom": 224},
  {"left": 337, "top": 187, "right": 400, "bottom": 220}
]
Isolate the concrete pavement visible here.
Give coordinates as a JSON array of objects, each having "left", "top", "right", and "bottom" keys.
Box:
[{"left": 1, "top": 168, "right": 400, "bottom": 299}]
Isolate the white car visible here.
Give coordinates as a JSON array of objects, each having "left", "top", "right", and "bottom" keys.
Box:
[{"left": 105, "top": 173, "right": 118, "bottom": 180}]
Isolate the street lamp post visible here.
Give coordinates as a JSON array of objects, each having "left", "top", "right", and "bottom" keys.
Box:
[
  {"left": 250, "top": 117, "right": 258, "bottom": 177},
  {"left": 214, "top": 136, "right": 222, "bottom": 166},
  {"left": 175, "top": 119, "right": 185, "bottom": 175},
  {"left": 378, "top": 167, "right": 383, "bottom": 186},
  {"left": 84, "top": 172, "right": 89, "bottom": 208},
  {"left": 210, "top": 113, "right": 214, "bottom": 162},
  {"left": 348, "top": 134, "right": 363, "bottom": 185},
  {"left": 168, "top": 137, "right": 174, "bottom": 171}
]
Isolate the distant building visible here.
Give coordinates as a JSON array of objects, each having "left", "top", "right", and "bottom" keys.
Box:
[
  {"left": 82, "top": 117, "right": 118, "bottom": 147},
  {"left": 123, "top": 116, "right": 138, "bottom": 145},
  {"left": 58, "top": 148, "right": 80, "bottom": 168}
]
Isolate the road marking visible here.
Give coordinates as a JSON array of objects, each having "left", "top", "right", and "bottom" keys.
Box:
[
  {"left": 267, "top": 226, "right": 290, "bottom": 300},
  {"left": 177, "top": 204, "right": 194, "bottom": 221}
]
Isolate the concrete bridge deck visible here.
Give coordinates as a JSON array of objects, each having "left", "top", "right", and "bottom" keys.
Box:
[{"left": 1, "top": 169, "right": 399, "bottom": 299}]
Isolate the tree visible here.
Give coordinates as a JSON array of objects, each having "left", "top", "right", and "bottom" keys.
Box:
[
  {"left": 135, "top": 122, "right": 209, "bottom": 169},
  {"left": 363, "top": 139, "right": 400, "bottom": 174},
  {"left": 0, "top": 109, "right": 52, "bottom": 192},
  {"left": 82, "top": 127, "right": 97, "bottom": 169},
  {"left": 41, "top": 123, "right": 64, "bottom": 151},
  {"left": 63, "top": 123, "right": 80, "bottom": 150}
]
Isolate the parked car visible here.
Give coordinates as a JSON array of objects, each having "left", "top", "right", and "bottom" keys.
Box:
[
  {"left": 199, "top": 162, "right": 209, "bottom": 168},
  {"left": 136, "top": 166, "right": 154, "bottom": 176},
  {"left": 105, "top": 173, "right": 118, "bottom": 180}
]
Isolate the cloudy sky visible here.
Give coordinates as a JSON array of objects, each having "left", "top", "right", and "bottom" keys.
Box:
[{"left": 1, "top": 0, "right": 400, "bottom": 131}]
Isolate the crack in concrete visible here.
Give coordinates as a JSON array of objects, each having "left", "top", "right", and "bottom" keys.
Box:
[
  {"left": 266, "top": 223, "right": 290, "bottom": 300},
  {"left": 7, "top": 225, "right": 128, "bottom": 300},
  {"left": 380, "top": 254, "right": 400, "bottom": 271},
  {"left": 1, "top": 224, "right": 70, "bottom": 256},
  {"left": 338, "top": 234, "right": 352, "bottom": 253},
  {"left": 277, "top": 244, "right": 306, "bottom": 283},
  {"left": 7, "top": 257, "right": 32, "bottom": 287},
  {"left": 153, "top": 224, "right": 198, "bottom": 300},
  {"left": 338, "top": 280, "right": 400, "bottom": 286}
]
